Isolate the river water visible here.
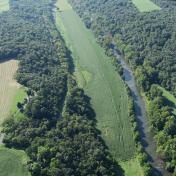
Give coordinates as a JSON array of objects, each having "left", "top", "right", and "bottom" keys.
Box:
[{"left": 113, "top": 47, "right": 169, "bottom": 176}]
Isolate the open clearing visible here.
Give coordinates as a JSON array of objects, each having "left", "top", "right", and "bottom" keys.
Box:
[
  {"left": 0, "top": 60, "right": 19, "bottom": 124},
  {"left": 0, "top": 146, "right": 30, "bottom": 176},
  {"left": 0, "top": 60, "right": 30, "bottom": 176},
  {"left": 10, "top": 87, "right": 26, "bottom": 120},
  {"left": 158, "top": 86, "right": 176, "bottom": 115},
  {"left": 132, "top": 0, "right": 161, "bottom": 12},
  {"left": 120, "top": 158, "right": 144, "bottom": 176},
  {"left": 55, "top": 1, "right": 144, "bottom": 174},
  {"left": 56, "top": 0, "right": 136, "bottom": 161},
  {"left": 0, "top": 0, "right": 9, "bottom": 12}
]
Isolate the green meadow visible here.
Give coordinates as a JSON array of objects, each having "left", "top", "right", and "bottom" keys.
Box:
[
  {"left": 56, "top": 0, "right": 135, "bottom": 160},
  {"left": 0, "top": 60, "right": 29, "bottom": 176},
  {"left": 0, "top": 0, "right": 9, "bottom": 12},
  {"left": 132, "top": 0, "right": 161, "bottom": 12},
  {"left": 120, "top": 158, "right": 144, "bottom": 176},
  {"left": 0, "top": 146, "right": 30, "bottom": 176},
  {"left": 55, "top": 0, "right": 144, "bottom": 175}
]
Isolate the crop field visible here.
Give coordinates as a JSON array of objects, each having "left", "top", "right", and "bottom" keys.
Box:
[
  {"left": 10, "top": 87, "right": 26, "bottom": 120},
  {"left": 0, "top": 146, "right": 30, "bottom": 176},
  {"left": 0, "top": 60, "right": 19, "bottom": 124},
  {"left": 0, "top": 0, "right": 9, "bottom": 12},
  {"left": 0, "top": 60, "right": 30, "bottom": 176},
  {"left": 132, "top": 0, "right": 161, "bottom": 12},
  {"left": 56, "top": 0, "right": 136, "bottom": 161}
]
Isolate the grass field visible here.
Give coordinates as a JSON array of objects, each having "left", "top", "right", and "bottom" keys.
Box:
[
  {"left": 10, "top": 87, "right": 26, "bottom": 120},
  {"left": 55, "top": 0, "right": 135, "bottom": 161},
  {"left": 158, "top": 86, "right": 176, "bottom": 115},
  {"left": 0, "top": 146, "right": 30, "bottom": 176},
  {"left": 0, "top": 0, "right": 9, "bottom": 12},
  {"left": 132, "top": 0, "right": 161, "bottom": 12},
  {"left": 120, "top": 158, "right": 144, "bottom": 176},
  {"left": 0, "top": 60, "right": 19, "bottom": 124},
  {"left": 0, "top": 60, "right": 30, "bottom": 176}
]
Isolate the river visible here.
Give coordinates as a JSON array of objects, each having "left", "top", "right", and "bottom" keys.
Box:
[{"left": 113, "top": 47, "right": 169, "bottom": 176}]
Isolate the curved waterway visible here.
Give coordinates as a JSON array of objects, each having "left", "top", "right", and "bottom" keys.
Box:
[{"left": 113, "top": 47, "right": 169, "bottom": 176}]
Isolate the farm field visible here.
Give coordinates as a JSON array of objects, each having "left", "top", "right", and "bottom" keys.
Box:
[
  {"left": 0, "top": 0, "right": 9, "bottom": 12},
  {"left": 55, "top": 0, "right": 135, "bottom": 161},
  {"left": 0, "top": 146, "right": 30, "bottom": 176},
  {"left": 0, "top": 60, "right": 30, "bottom": 176},
  {"left": 0, "top": 60, "right": 19, "bottom": 124},
  {"left": 55, "top": 0, "right": 144, "bottom": 175},
  {"left": 10, "top": 87, "right": 26, "bottom": 120},
  {"left": 132, "top": 0, "right": 161, "bottom": 12}
]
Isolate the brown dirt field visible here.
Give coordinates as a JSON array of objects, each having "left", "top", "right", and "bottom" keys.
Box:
[{"left": 0, "top": 60, "right": 19, "bottom": 125}]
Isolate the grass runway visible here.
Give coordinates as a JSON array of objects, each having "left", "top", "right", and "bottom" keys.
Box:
[
  {"left": 56, "top": 0, "right": 136, "bottom": 161},
  {"left": 132, "top": 0, "right": 161, "bottom": 12}
]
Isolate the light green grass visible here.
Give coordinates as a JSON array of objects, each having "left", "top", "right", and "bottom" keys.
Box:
[
  {"left": 56, "top": 0, "right": 72, "bottom": 11},
  {"left": 9, "top": 87, "right": 26, "bottom": 120},
  {"left": 56, "top": 0, "right": 136, "bottom": 161},
  {"left": 158, "top": 86, "right": 176, "bottom": 115},
  {"left": 0, "top": 0, "right": 9, "bottom": 12},
  {"left": 132, "top": 0, "right": 161, "bottom": 12},
  {"left": 74, "top": 69, "right": 92, "bottom": 88},
  {"left": 10, "top": 87, "right": 26, "bottom": 114},
  {"left": 120, "top": 158, "right": 144, "bottom": 176},
  {"left": 0, "top": 146, "right": 30, "bottom": 176}
]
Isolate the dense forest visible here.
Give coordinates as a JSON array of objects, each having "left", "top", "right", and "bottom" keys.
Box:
[
  {"left": 0, "top": 0, "right": 123, "bottom": 175},
  {"left": 68, "top": 0, "right": 176, "bottom": 175}
]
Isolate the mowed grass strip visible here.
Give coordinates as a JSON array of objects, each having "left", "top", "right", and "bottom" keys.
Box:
[
  {"left": 158, "top": 86, "right": 176, "bottom": 115},
  {"left": 132, "top": 0, "right": 161, "bottom": 12},
  {"left": 56, "top": 0, "right": 136, "bottom": 160},
  {"left": 0, "top": 146, "right": 30, "bottom": 176},
  {"left": 0, "top": 0, "right": 9, "bottom": 12},
  {"left": 10, "top": 87, "right": 27, "bottom": 120}
]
